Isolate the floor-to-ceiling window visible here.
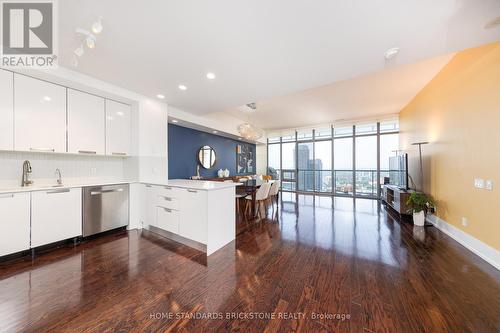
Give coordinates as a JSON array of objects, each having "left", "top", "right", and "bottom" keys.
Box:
[{"left": 267, "top": 119, "right": 399, "bottom": 199}]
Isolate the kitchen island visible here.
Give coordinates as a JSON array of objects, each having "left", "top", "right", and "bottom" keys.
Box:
[{"left": 143, "top": 179, "right": 241, "bottom": 255}]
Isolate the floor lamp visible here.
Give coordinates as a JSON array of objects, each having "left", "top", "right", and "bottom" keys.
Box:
[{"left": 411, "top": 141, "right": 429, "bottom": 192}]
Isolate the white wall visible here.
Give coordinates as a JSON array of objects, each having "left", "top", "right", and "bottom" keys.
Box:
[{"left": 256, "top": 144, "right": 267, "bottom": 175}]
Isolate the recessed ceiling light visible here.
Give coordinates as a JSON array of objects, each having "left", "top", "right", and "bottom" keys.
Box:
[
  {"left": 238, "top": 137, "right": 243, "bottom": 140},
  {"left": 206, "top": 72, "right": 216, "bottom": 80},
  {"left": 384, "top": 47, "right": 400, "bottom": 60},
  {"left": 212, "top": 130, "right": 218, "bottom": 134},
  {"left": 156, "top": 94, "right": 165, "bottom": 99},
  {"left": 43, "top": 96, "right": 51, "bottom": 101},
  {"left": 178, "top": 85, "right": 187, "bottom": 91},
  {"left": 172, "top": 119, "right": 178, "bottom": 123}
]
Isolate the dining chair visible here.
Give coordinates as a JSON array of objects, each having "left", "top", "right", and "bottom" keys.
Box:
[
  {"left": 267, "top": 181, "right": 280, "bottom": 219},
  {"left": 244, "top": 182, "right": 271, "bottom": 220},
  {"left": 261, "top": 175, "right": 272, "bottom": 181}
]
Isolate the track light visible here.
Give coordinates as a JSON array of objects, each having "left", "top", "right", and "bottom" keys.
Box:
[{"left": 92, "top": 17, "right": 103, "bottom": 34}]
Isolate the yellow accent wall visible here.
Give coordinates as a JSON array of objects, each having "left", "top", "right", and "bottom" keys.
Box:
[{"left": 399, "top": 41, "right": 500, "bottom": 251}]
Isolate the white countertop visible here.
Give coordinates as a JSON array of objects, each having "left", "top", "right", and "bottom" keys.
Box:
[
  {"left": 0, "top": 179, "right": 241, "bottom": 194},
  {"left": 0, "top": 181, "right": 131, "bottom": 194},
  {"left": 150, "top": 179, "right": 242, "bottom": 191}
]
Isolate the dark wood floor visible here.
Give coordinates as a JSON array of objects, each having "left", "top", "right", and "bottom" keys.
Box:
[{"left": 1, "top": 194, "right": 499, "bottom": 333}]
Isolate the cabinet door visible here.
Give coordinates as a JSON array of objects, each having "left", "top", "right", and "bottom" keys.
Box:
[
  {"left": 156, "top": 206, "right": 179, "bottom": 234},
  {"left": 0, "top": 70, "right": 14, "bottom": 150},
  {"left": 0, "top": 192, "right": 30, "bottom": 256},
  {"left": 106, "top": 100, "right": 131, "bottom": 156},
  {"left": 31, "top": 188, "right": 82, "bottom": 247},
  {"left": 67, "top": 89, "right": 105, "bottom": 155},
  {"left": 14, "top": 74, "right": 67, "bottom": 153},
  {"left": 179, "top": 189, "right": 207, "bottom": 244}
]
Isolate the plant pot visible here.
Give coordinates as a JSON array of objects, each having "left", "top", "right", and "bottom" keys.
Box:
[{"left": 413, "top": 210, "right": 425, "bottom": 226}]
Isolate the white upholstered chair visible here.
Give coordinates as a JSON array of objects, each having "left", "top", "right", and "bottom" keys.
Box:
[{"left": 244, "top": 182, "right": 271, "bottom": 220}]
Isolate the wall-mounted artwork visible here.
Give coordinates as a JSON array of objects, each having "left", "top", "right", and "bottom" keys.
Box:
[{"left": 236, "top": 144, "right": 254, "bottom": 174}]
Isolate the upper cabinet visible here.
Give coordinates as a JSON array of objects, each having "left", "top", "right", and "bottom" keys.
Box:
[
  {"left": 14, "top": 74, "right": 66, "bottom": 153},
  {"left": 0, "top": 70, "right": 14, "bottom": 151},
  {"left": 67, "top": 89, "right": 105, "bottom": 155},
  {"left": 106, "top": 100, "right": 131, "bottom": 156}
]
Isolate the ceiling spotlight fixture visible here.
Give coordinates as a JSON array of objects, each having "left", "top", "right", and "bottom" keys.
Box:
[
  {"left": 178, "top": 85, "right": 187, "bottom": 91},
  {"left": 238, "top": 137, "right": 243, "bottom": 140},
  {"left": 172, "top": 119, "right": 178, "bottom": 123},
  {"left": 206, "top": 72, "right": 216, "bottom": 80},
  {"left": 384, "top": 47, "right": 400, "bottom": 60},
  {"left": 156, "top": 94, "right": 165, "bottom": 99},
  {"left": 76, "top": 28, "right": 97, "bottom": 49},
  {"left": 43, "top": 96, "right": 51, "bottom": 102},
  {"left": 91, "top": 17, "right": 103, "bottom": 34},
  {"left": 212, "top": 130, "right": 218, "bottom": 134},
  {"left": 86, "top": 35, "right": 96, "bottom": 49}
]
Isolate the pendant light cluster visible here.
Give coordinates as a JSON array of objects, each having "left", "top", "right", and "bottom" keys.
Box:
[{"left": 237, "top": 103, "right": 264, "bottom": 141}]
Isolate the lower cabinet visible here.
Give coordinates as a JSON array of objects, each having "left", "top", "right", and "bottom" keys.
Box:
[
  {"left": 146, "top": 185, "right": 207, "bottom": 245},
  {"left": 156, "top": 206, "right": 180, "bottom": 234},
  {"left": 179, "top": 189, "right": 207, "bottom": 244},
  {"left": 0, "top": 192, "right": 30, "bottom": 256},
  {"left": 31, "top": 188, "right": 82, "bottom": 247}
]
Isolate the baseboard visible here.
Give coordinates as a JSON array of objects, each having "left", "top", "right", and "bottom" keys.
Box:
[{"left": 426, "top": 214, "right": 500, "bottom": 271}]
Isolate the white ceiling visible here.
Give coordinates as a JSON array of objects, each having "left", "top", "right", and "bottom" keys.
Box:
[
  {"left": 58, "top": 0, "right": 500, "bottom": 117},
  {"left": 225, "top": 53, "right": 456, "bottom": 130}
]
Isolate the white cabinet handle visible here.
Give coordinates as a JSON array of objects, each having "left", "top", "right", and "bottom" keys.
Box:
[
  {"left": 145, "top": 184, "right": 153, "bottom": 188},
  {"left": 163, "top": 186, "right": 172, "bottom": 190},
  {"left": 0, "top": 194, "right": 14, "bottom": 199},
  {"left": 30, "top": 147, "right": 55, "bottom": 152},
  {"left": 112, "top": 152, "right": 127, "bottom": 156},
  {"left": 160, "top": 196, "right": 172, "bottom": 201},
  {"left": 187, "top": 189, "right": 198, "bottom": 193},
  {"left": 78, "top": 150, "right": 97, "bottom": 154},
  {"left": 47, "top": 188, "right": 70, "bottom": 194}
]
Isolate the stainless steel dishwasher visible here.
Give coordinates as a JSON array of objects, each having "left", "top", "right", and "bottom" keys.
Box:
[{"left": 83, "top": 184, "right": 129, "bottom": 237}]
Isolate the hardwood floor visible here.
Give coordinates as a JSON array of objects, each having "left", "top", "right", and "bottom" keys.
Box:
[{"left": 1, "top": 194, "right": 499, "bottom": 332}]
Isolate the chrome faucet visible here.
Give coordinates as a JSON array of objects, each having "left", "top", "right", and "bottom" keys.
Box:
[
  {"left": 22, "top": 160, "right": 33, "bottom": 187},
  {"left": 55, "top": 168, "right": 62, "bottom": 185}
]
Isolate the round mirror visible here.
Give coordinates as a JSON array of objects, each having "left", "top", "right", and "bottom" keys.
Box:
[{"left": 198, "top": 146, "right": 216, "bottom": 169}]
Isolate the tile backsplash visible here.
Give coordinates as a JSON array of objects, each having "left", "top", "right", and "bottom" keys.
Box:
[{"left": 0, "top": 151, "right": 125, "bottom": 187}]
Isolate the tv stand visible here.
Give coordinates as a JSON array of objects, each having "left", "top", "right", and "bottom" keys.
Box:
[{"left": 381, "top": 185, "right": 412, "bottom": 216}]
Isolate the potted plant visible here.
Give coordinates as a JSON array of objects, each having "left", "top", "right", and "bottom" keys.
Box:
[{"left": 406, "top": 192, "right": 435, "bottom": 226}]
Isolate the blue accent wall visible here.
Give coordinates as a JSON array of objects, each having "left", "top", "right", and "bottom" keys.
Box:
[{"left": 168, "top": 124, "right": 256, "bottom": 179}]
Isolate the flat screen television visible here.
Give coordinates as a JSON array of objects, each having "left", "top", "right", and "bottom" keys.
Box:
[{"left": 389, "top": 154, "right": 409, "bottom": 190}]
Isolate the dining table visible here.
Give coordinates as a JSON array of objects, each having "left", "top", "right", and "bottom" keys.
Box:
[{"left": 237, "top": 179, "right": 277, "bottom": 217}]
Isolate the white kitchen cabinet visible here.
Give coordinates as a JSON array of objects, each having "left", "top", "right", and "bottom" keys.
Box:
[
  {"left": 0, "top": 192, "right": 30, "bottom": 256},
  {"left": 14, "top": 74, "right": 67, "bottom": 153},
  {"left": 0, "top": 70, "right": 14, "bottom": 151},
  {"left": 156, "top": 206, "right": 180, "bottom": 234},
  {"left": 179, "top": 189, "right": 207, "bottom": 244},
  {"left": 31, "top": 188, "right": 82, "bottom": 247},
  {"left": 106, "top": 100, "right": 131, "bottom": 156},
  {"left": 145, "top": 184, "right": 159, "bottom": 227},
  {"left": 67, "top": 89, "right": 105, "bottom": 155}
]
